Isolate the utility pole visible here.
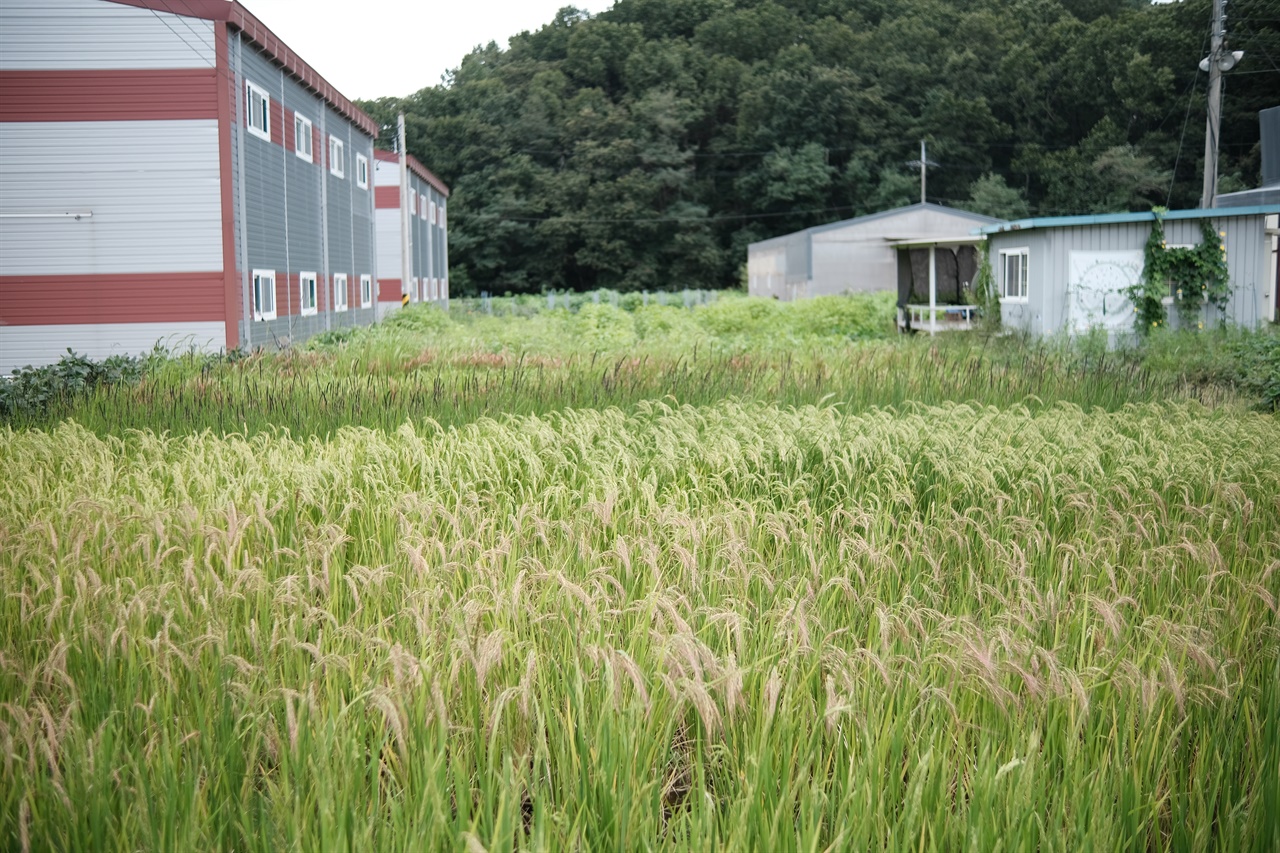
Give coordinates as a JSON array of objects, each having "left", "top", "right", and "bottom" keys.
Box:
[
  {"left": 398, "top": 112, "right": 412, "bottom": 305},
  {"left": 1200, "top": 0, "right": 1244, "bottom": 209},
  {"left": 906, "top": 140, "right": 939, "bottom": 205}
]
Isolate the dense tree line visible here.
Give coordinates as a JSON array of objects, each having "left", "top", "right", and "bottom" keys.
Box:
[{"left": 359, "top": 0, "right": 1279, "bottom": 296}]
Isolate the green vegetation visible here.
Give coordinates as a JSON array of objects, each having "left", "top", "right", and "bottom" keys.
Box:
[
  {"left": 3, "top": 298, "right": 1278, "bottom": 850},
  {"left": 364, "top": 0, "right": 1279, "bottom": 295}
]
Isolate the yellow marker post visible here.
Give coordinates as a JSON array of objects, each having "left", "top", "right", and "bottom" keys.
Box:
[{"left": 402, "top": 293, "right": 410, "bottom": 307}]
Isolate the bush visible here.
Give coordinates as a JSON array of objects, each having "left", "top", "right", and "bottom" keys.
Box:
[{"left": 1, "top": 348, "right": 159, "bottom": 420}]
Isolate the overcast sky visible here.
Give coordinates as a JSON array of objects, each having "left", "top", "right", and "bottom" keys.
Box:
[{"left": 241, "top": 1, "right": 608, "bottom": 101}]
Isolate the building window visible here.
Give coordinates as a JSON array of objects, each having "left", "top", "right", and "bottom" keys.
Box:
[
  {"left": 429, "top": 200, "right": 437, "bottom": 225},
  {"left": 333, "top": 273, "right": 348, "bottom": 311},
  {"left": 300, "top": 272, "right": 317, "bottom": 316},
  {"left": 356, "top": 154, "right": 369, "bottom": 189},
  {"left": 360, "top": 274, "right": 373, "bottom": 308},
  {"left": 411, "top": 277, "right": 418, "bottom": 302},
  {"left": 329, "top": 136, "right": 345, "bottom": 178},
  {"left": 1000, "top": 248, "right": 1029, "bottom": 301},
  {"left": 294, "top": 114, "right": 313, "bottom": 162},
  {"left": 439, "top": 202, "right": 446, "bottom": 230},
  {"left": 410, "top": 189, "right": 417, "bottom": 218},
  {"left": 252, "top": 269, "right": 276, "bottom": 321},
  {"left": 245, "top": 81, "right": 270, "bottom": 141}
]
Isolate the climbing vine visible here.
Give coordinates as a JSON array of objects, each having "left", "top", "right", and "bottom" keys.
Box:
[
  {"left": 1127, "top": 208, "right": 1230, "bottom": 334},
  {"left": 974, "top": 240, "right": 1000, "bottom": 330}
]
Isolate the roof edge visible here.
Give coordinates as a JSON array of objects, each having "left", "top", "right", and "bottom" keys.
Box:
[
  {"left": 105, "top": 0, "right": 378, "bottom": 138},
  {"left": 980, "top": 205, "right": 1280, "bottom": 234},
  {"left": 373, "top": 149, "right": 450, "bottom": 197}
]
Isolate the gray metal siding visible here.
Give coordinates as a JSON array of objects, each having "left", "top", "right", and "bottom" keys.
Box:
[
  {"left": 989, "top": 214, "right": 1272, "bottom": 336},
  {"left": 0, "top": 0, "right": 216, "bottom": 71},
  {"left": 231, "top": 37, "right": 377, "bottom": 348},
  {"left": 0, "top": 120, "right": 222, "bottom": 275}
]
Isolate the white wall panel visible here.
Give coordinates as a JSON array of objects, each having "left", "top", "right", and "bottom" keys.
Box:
[
  {"left": 376, "top": 208, "right": 403, "bottom": 279},
  {"left": 0, "top": 120, "right": 223, "bottom": 275},
  {"left": 0, "top": 0, "right": 215, "bottom": 70},
  {"left": 0, "top": 321, "right": 225, "bottom": 374}
]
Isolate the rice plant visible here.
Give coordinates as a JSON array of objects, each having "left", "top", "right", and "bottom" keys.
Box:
[{"left": 3, "top": 400, "right": 1277, "bottom": 850}]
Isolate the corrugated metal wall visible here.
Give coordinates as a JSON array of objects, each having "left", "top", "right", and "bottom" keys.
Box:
[
  {"left": 0, "top": 120, "right": 222, "bottom": 275},
  {"left": 986, "top": 213, "right": 1273, "bottom": 337},
  {"left": 0, "top": 0, "right": 216, "bottom": 70},
  {"left": 231, "top": 33, "right": 377, "bottom": 348}
]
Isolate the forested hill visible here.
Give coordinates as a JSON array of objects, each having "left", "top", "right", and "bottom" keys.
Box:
[{"left": 359, "top": 0, "right": 1279, "bottom": 296}]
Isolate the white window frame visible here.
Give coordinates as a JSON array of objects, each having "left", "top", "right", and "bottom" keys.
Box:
[
  {"left": 429, "top": 200, "right": 437, "bottom": 226},
  {"left": 252, "top": 269, "right": 276, "bottom": 321},
  {"left": 245, "top": 81, "right": 271, "bottom": 142},
  {"left": 294, "top": 113, "right": 313, "bottom": 162},
  {"left": 299, "top": 271, "right": 318, "bottom": 316},
  {"left": 439, "top": 203, "right": 446, "bottom": 230},
  {"left": 999, "top": 247, "right": 1029, "bottom": 302},
  {"left": 360, "top": 274, "right": 373, "bottom": 308},
  {"left": 333, "top": 273, "right": 349, "bottom": 312},
  {"left": 410, "top": 189, "right": 417, "bottom": 218},
  {"left": 411, "top": 277, "right": 419, "bottom": 303},
  {"left": 356, "top": 153, "right": 369, "bottom": 189},
  {"left": 328, "top": 135, "right": 345, "bottom": 178}
]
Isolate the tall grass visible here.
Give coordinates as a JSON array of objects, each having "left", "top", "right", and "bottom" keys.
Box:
[
  {"left": 3, "top": 400, "right": 1278, "bottom": 850},
  {"left": 8, "top": 337, "right": 1204, "bottom": 438}
]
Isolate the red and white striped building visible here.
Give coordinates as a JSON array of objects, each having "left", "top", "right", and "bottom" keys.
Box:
[
  {"left": 374, "top": 149, "right": 450, "bottom": 313},
  {"left": 0, "top": 0, "right": 449, "bottom": 374}
]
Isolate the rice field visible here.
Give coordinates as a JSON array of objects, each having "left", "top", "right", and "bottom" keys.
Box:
[{"left": 2, "top": 299, "right": 1279, "bottom": 850}]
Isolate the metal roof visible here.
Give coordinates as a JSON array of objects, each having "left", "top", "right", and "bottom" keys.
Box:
[
  {"left": 750, "top": 202, "right": 1000, "bottom": 250},
  {"left": 979, "top": 205, "right": 1280, "bottom": 235}
]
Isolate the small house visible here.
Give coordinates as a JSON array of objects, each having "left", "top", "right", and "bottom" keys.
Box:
[
  {"left": 747, "top": 203, "right": 999, "bottom": 301},
  {"left": 979, "top": 206, "right": 1279, "bottom": 337}
]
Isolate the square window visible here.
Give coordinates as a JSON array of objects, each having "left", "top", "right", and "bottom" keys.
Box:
[
  {"left": 360, "top": 274, "right": 373, "bottom": 308},
  {"left": 252, "top": 269, "right": 276, "bottom": 321},
  {"left": 356, "top": 153, "right": 369, "bottom": 189},
  {"left": 429, "top": 200, "right": 437, "bottom": 226},
  {"left": 245, "top": 81, "right": 270, "bottom": 142},
  {"left": 294, "top": 114, "right": 313, "bottom": 162},
  {"left": 333, "top": 273, "right": 348, "bottom": 312},
  {"left": 999, "top": 248, "right": 1029, "bottom": 301},
  {"left": 329, "top": 136, "right": 345, "bottom": 178},
  {"left": 300, "top": 272, "right": 317, "bottom": 316}
]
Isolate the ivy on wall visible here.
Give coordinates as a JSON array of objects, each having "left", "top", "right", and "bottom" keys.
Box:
[
  {"left": 1127, "top": 209, "right": 1230, "bottom": 334},
  {"left": 974, "top": 240, "right": 1001, "bottom": 330}
]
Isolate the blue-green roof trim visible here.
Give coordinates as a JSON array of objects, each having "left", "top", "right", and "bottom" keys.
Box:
[{"left": 978, "top": 205, "right": 1280, "bottom": 235}]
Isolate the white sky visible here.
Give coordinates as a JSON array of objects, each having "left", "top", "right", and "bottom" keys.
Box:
[{"left": 241, "top": 0, "right": 608, "bottom": 101}]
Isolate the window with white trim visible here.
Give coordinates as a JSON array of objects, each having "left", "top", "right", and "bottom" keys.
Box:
[
  {"left": 360, "top": 274, "right": 373, "bottom": 308},
  {"left": 328, "top": 136, "right": 345, "bottom": 178},
  {"left": 429, "top": 200, "right": 437, "bottom": 226},
  {"left": 333, "top": 273, "right": 348, "bottom": 311},
  {"left": 411, "top": 277, "right": 418, "bottom": 302},
  {"left": 999, "top": 248, "right": 1029, "bottom": 301},
  {"left": 300, "top": 272, "right": 317, "bottom": 316},
  {"left": 421, "top": 194, "right": 428, "bottom": 220},
  {"left": 245, "top": 81, "right": 270, "bottom": 141},
  {"left": 252, "top": 270, "right": 276, "bottom": 321},
  {"left": 356, "top": 154, "right": 369, "bottom": 189},
  {"left": 439, "top": 202, "right": 446, "bottom": 230},
  {"left": 410, "top": 189, "right": 417, "bottom": 218},
  {"left": 294, "top": 114, "right": 313, "bottom": 162}
]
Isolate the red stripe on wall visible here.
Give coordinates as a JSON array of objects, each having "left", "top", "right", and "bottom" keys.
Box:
[
  {"left": 375, "top": 186, "right": 401, "bottom": 210},
  {"left": 0, "top": 70, "right": 218, "bottom": 122},
  {"left": 0, "top": 273, "right": 227, "bottom": 326},
  {"left": 378, "top": 279, "right": 403, "bottom": 302}
]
